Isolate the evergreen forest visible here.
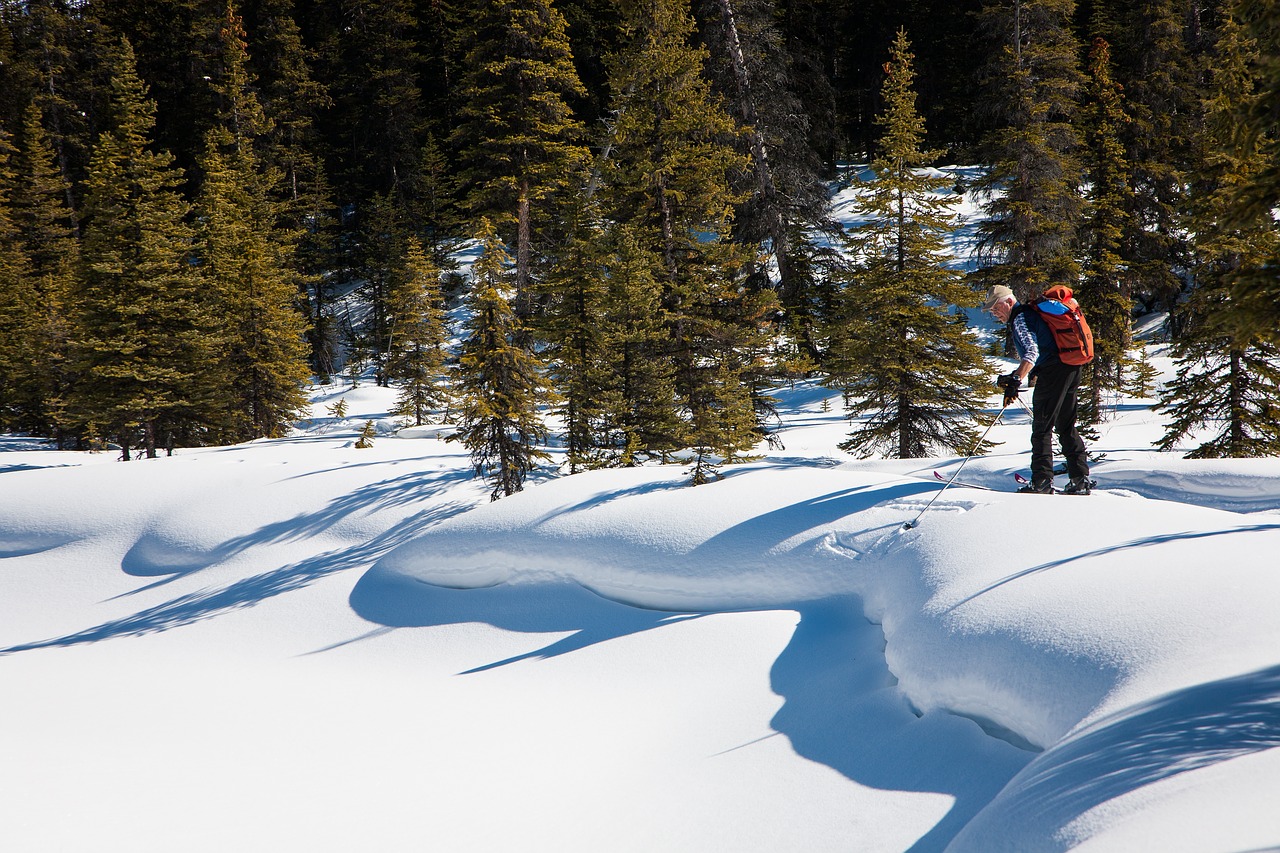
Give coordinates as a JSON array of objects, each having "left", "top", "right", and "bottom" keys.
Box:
[{"left": 2, "top": 0, "right": 1279, "bottom": 493}]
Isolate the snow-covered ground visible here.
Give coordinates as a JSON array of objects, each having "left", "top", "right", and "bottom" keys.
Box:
[
  {"left": 4, "top": 339, "right": 1280, "bottom": 852},
  {"left": 4, "top": 172, "right": 1279, "bottom": 851}
]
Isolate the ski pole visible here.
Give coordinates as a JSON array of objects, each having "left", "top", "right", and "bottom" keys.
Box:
[{"left": 903, "top": 403, "right": 1008, "bottom": 531}]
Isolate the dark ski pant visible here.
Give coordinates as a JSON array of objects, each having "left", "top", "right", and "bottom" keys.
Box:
[{"left": 1030, "top": 361, "right": 1089, "bottom": 487}]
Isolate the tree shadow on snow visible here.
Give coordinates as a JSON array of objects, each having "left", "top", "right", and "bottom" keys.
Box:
[
  {"left": 0, "top": 469, "right": 474, "bottom": 656},
  {"left": 107, "top": 467, "right": 474, "bottom": 598}
]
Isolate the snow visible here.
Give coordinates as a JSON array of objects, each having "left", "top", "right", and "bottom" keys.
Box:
[
  {"left": 4, "top": 174, "right": 1280, "bottom": 851},
  {"left": 4, "top": 344, "right": 1280, "bottom": 852}
]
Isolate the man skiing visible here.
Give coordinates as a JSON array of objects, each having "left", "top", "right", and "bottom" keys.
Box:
[{"left": 981, "top": 284, "right": 1094, "bottom": 495}]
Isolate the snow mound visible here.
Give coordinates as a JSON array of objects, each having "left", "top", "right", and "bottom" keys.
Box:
[{"left": 375, "top": 460, "right": 1280, "bottom": 851}]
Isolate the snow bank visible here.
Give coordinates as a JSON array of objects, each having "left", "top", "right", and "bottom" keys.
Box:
[{"left": 373, "top": 459, "right": 1280, "bottom": 851}]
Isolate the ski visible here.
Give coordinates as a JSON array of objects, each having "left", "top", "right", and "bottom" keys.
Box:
[{"left": 932, "top": 470, "right": 995, "bottom": 491}]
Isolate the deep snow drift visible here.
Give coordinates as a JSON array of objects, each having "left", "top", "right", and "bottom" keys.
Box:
[
  {"left": 3, "top": 357, "right": 1279, "bottom": 852},
  {"left": 4, "top": 170, "right": 1279, "bottom": 851}
]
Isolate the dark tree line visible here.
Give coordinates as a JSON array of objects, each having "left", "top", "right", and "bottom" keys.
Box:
[{"left": 2, "top": 0, "right": 1279, "bottom": 493}]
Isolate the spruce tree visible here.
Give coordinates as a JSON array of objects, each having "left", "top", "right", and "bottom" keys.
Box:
[
  {"left": 827, "top": 31, "right": 991, "bottom": 459},
  {"left": 599, "top": 0, "right": 770, "bottom": 479},
  {"left": 245, "top": 0, "right": 341, "bottom": 380},
  {"left": 451, "top": 0, "right": 590, "bottom": 316},
  {"left": 1, "top": 103, "right": 78, "bottom": 436},
  {"left": 595, "top": 222, "right": 685, "bottom": 465},
  {"left": 1075, "top": 37, "right": 1135, "bottom": 424},
  {"left": 70, "top": 38, "right": 214, "bottom": 458},
  {"left": 0, "top": 125, "right": 38, "bottom": 432},
  {"left": 971, "top": 0, "right": 1085, "bottom": 303},
  {"left": 386, "top": 236, "right": 450, "bottom": 426},
  {"left": 1156, "top": 13, "right": 1280, "bottom": 459},
  {"left": 195, "top": 2, "right": 310, "bottom": 441},
  {"left": 1228, "top": 0, "right": 1280, "bottom": 341},
  {"left": 1109, "top": 0, "right": 1198, "bottom": 320},
  {"left": 451, "top": 220, "right": 554, "bottom": 499}
]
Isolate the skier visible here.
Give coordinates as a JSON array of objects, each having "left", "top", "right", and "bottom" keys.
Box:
[{"left": 981, "top": 284, "right": 1094, "bottom": 495}]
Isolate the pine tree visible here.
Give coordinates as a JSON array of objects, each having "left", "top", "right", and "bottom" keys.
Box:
[
  {"left": 539, "top": 193, "right": 614, "bottom": 471},
  {"left": 451, "top": 220, "right": 554, "bottom": 499},
  {"left": 451, "top": 0, "right": 590, "bottom": 316},
  {"left": 1110, "top": 0, "right": 1198, "bottom": 320},
  {"left": 1075, "top": 37, "right": 1134, "bottom": 424},
  {"left": 0, "top": 103, "right": 78, "bottom": 436},
  {"left": 971, "top": 0, "right": 1085, "bottom": 303},
  {"left": 827, "top": 31, "right": 991, "bottom": 459},
  {"left": 195, "top": 2, "right": 310, "bottom": 442},
  {"left": 386, "top": 236, "right": 450, "bottom": 426},
  {"left": 1227, "top": 0, "right": 1280, "bottom": 341},
  {"left": 1156, "top": 13, "right": 1280, "bottom": 459},
  {"left": 0, "top": 124, "right": 38, "bottom": 432},
  {"left": 244, "top": 0, "right": 341, "bottom": 381},
  {"left": 599, "top": 0, "right": 770, "bottom": 479},
  {"left": 70, "top": 37, "right": 215, "bottom": 458}
]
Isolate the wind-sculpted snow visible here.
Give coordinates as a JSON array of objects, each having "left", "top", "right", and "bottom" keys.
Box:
[
  {"left": 374, "top": 461, "right": 1280, "bottom": 852},
  {"left": 6, "top": 364, "right": 1280, "bottom": 852}
]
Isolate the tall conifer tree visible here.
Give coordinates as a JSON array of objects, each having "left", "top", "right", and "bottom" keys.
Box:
[
  {"left": 600, "top": 0, "right": 771, "bottom": 480},
  {"left": 827, "top": 31, "right": 990, "bottom": 459},
  {"left": 1076, "top": 37, "right": 1134, "bottom": 424},
  {"left": 245, "top": 0, "right": 340, "bottom": 380},
  {"left": 1228, "top": 0, "right": 1280, "bottom": 340},
  {"left": 386, "top": 236, "right": 450, "bottom": 426},
  {"left": 451, "top": 0, "right": 590, "bottom": 316},
  {"left": 71, "top": 38, "right": 214, "bottom": 457},
  {"left": 972, "top": 0, "right": 1085, "bottom": 303},
  {"left": 452, "top": 220, "right": 553, "bottom": 499},
  {"left": 1114, "top": 0, "right": 1198, "bottom": 320},
  {"left": 6, "top": 102, "right": 78, "bottom": 435},
  {"left": 695, "top": 0, "right": 831, "bottom": 317},
  {"left": 1157, "top": 13, "right": 1280, "bottom": 458},
  {"left": 196, "top": 2, "right": 310, "bottom": 441},
  {"left": 0, "top": 125, "right": 38, "bottom": 432}
]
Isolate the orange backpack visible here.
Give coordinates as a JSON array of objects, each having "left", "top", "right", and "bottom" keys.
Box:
[{"left": 1032, "top": 285, "right": 1094, "bottom": 365}]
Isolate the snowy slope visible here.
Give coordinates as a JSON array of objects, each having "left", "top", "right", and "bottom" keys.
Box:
[
  {"left": 3, "top": 344, "right": 1279, "bottom": 852},
  {"left": 4, "top": 174, "right": 1279, "bottom": 852}
]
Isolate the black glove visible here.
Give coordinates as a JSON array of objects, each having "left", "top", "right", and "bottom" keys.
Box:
[{"left": 998, "top": 373, "right": 1021, "bottom": 405}]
